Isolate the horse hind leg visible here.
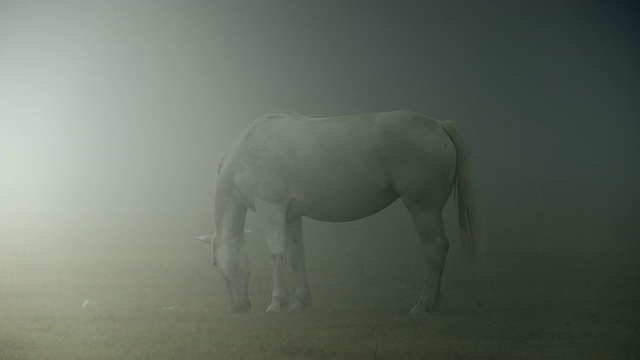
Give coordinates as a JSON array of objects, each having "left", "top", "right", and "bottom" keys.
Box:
[
  {"left": 402, "top": 198, "right": 450, "bottom": 314},
  {"left": 286, "top": 216, "right": 312, "bottom": 311}
]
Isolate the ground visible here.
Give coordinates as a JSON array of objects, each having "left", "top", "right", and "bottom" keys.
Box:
[{"left": 1, "top": 217, "right": 638, "bottom": 360}]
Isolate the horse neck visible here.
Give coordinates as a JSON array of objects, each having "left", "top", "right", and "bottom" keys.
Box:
[{"left": 214, "top": 182, "right": 247, "bottom": 243}]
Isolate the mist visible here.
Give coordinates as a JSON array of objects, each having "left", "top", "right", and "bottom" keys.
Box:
[{"left": 1, "top": 1, "right": 638, "bottom": 358}]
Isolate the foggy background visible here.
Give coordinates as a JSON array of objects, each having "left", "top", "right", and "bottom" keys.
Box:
[{"left": 1, "top": 0, "right": 639, "bottom": 294}]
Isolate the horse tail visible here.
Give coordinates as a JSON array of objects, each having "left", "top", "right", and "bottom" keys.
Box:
[{"left": 440, "top": 121, "right": 476, "bottom": 251}]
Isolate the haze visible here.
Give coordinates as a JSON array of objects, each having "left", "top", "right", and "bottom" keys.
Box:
[{"left": 1, "top": 1, "right": 638, "bottom": 358}]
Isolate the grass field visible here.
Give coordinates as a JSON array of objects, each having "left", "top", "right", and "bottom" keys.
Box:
[{"left": 1, "top": 216, "right": 638, "bottom": 360}]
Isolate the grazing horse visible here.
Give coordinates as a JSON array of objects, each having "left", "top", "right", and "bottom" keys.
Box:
[{"left": 208, "top": 110, "right": 475, "bottom": 313}]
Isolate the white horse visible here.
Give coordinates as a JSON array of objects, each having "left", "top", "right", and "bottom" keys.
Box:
[{"left": 207, "top": 110, "right": 475, "bottom": 313}]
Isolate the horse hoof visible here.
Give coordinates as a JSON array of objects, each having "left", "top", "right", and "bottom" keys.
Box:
[
  {"left": 288, "top": 300, "right": 306, "bottom": 312},
  {"left": 410, "top": 306, "right": 427, "bottom": 315},
  {"left": 266, "top": 303, "right": 283, "bottom": 313}
]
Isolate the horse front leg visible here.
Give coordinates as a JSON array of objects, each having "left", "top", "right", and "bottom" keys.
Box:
[
  {"left": 256, "top": 202, "right": 289, "bottom": 312},
  {"left": 286, "top": 216, "right": 312, "bottom": 311}
]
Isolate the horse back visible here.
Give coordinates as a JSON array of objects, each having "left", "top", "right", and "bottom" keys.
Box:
[{"left": 226, "top": 110, "right": 456, "bottom": 219}]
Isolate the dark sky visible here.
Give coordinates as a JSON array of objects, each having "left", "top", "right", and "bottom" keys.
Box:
[{"left": 1, "top": 1, "right": 638, "bottom": 257}]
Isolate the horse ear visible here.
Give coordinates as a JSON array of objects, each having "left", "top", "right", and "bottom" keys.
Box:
[
  {"left": 196, "top": 230, "right": 248, "bottom": 243},
  {"left": 195, "top": 235, "right": 213, "bottom": 244}
]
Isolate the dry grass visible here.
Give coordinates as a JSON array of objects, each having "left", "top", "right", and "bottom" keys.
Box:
[{"left": 1, "top": 226, "right": 638, "bottom": 360}]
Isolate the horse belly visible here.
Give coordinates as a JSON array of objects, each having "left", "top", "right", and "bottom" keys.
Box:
[{"left": 288, "top": 179, "right": 399, "bottom": 222}]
